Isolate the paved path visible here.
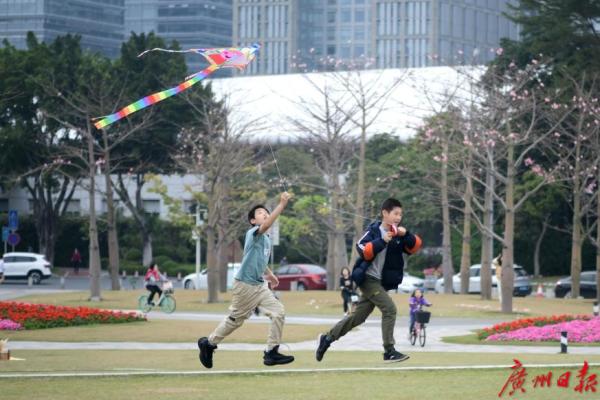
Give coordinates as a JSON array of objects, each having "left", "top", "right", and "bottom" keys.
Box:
[{"left": 4, "top": 287, "right": 599, "bottom": 355}]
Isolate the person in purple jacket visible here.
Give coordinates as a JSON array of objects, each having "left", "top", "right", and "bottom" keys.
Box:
[{"left": 409, "top": 289, "right": 431, "bottom": 336}]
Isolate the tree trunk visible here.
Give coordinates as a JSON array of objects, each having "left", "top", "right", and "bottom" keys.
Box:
[
  {"left": 218, "top": 180, "right": 229, "bottom": 293},
  {"left": 533, "top": 217, "right": 549, "bottom": 278},
  {"left": 87, "top": 129, "right": 102, "bottom": 301},
  {"left": 326, "top": 231, "right": 336, "bottom": 290},
  {"left": 501, "top": 142, "right": 515, "bottom": 313},
  {"left": 351, "top": 125, "right": 367, "bottom": 262},
  {"left": 142, "top": 230, "right": 153, "bottom": 267},
  {"left": 480, "top": 167, "right": 495, "bottom": 300},
  {"left": 441, "top": 138, "right": 454, "bottom": 293},
  {"left": 460, "top": 156, "right": 473, "bottom": 294},
  {"left": 569, "top": 137, "right": 583, "bottom": 298},
  {"left": 102, "top": 135, "right": 120, "bottom": 290}
]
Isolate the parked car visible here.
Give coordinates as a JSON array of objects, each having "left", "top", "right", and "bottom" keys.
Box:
[
  {"left": 397, "top": 273, "right": 425, "bottom": 293},
  {"left": 1, "top": 252, "right": 52, "bottom": 284},
  {"left": 435, "top": 264, "right": 532, "bottom": 296},
  {"left": 554, "top": 271, "right": 597, "bottom": 299},
  {"left": 182, "top": 263, "right": 241, "bottom": 290},
  {"left": 275, "top": 264, "right": 327, "bottom": 290}
]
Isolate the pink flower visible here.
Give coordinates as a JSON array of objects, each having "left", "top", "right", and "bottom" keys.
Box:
[
  {"left": 496, "top": 48, "right": 504, "bottom": 56},
  {"left": 0, "top": 319, "right": 22, "bottom": 330},
  {"left": 524, "top": 157, "right": 534, "bottom": 166}
]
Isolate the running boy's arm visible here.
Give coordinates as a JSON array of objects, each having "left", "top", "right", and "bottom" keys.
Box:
[
  {"left": 356, "top": 229, "right": 390, "bottom": 262},
  {"left": 257, "top": 192, "right": 291, "bottom": 235},
  {"left": 264, "top": 267, "right": 279, "bottom": 288},
  {"left": 396, "top": 227, "right": 422, "bottom": 255}
]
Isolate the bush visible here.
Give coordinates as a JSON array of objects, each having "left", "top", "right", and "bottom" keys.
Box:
[{"left": 124, "top": 248, "right": 142, "bottom": 262}]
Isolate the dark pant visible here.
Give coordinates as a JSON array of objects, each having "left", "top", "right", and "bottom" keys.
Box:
[
  {"left": 146, "top": 284, "right": 162, "bottom": 304},
  {"left": 328, "top": 276, "right": 398, "bottom": 352},
  {"left": 341, "top": 290, "right": 352, "bottom": 313}
]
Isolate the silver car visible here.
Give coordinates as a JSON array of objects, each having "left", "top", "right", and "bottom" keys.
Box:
[{"left": 435, "top": 264, "right": 532, "bottom": 296}]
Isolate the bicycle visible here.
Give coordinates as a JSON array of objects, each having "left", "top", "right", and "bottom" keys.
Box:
[
  {"left": 410, "top": 306, "right": 431, "bottom": 347},
  {"left": 138, "top": 281, "right": 176, "bottom": 313}
]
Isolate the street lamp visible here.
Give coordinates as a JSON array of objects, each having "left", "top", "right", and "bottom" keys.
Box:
[{"left": 193, "top": 205, "right": 206, "bottom": 290}]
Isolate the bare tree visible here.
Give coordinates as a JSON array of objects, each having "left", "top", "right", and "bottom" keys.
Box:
[
  {"left": 176, "top": 91, "right": 262, "bottom": 302},
  {"left": 288, "top": 74, "right": 357, "bottom": 289}
]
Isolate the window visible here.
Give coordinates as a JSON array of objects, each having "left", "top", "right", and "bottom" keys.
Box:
[
  {"left": 355, "top": 9, "right": 364, "bottom": 22},
  {"left": 287, "top": 266, "right": 302, "bottom": 274},
  {"left": 470, "top": 268, "right": 480, "bottom": 278},
  {"left": 65, "top": 199, "right": 81, "bottom": 216},
  {"left": 341, "top": 9, "right": 351, "bottom": 23},
  {"left": 327, "top": 45, "right": 336, "bottom": 55},
  {"left": 327, "top": 11, "right": 336, "bottom": 23},
  {"left": 142, "top": 199, "right": 161, "bottom": 214},
  {"left": 277, "top": 266, "right": 290, "bottom": 275}
]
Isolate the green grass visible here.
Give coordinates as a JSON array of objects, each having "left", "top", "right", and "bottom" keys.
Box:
[
  {"left": 3, "top": 320, "right": 330, "bottom": 343},
  {"left": 2, "top": 350, "right": 599, "bottom": 373},
  {"left": 2, "top": 351, "right": 599, "bottom": 400},
  {"left": 442, "top": 333, "right": 600, "bottom": 347},
  {"left": 10, "top": 290, "right": 597, "bottom": 319}
]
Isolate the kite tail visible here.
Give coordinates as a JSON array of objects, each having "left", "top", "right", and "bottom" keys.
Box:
[{"left": 93, "top": 64, "right": 219, "bottom": 129}]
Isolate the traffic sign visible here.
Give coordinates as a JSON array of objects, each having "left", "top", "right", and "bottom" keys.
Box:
[
  {"left": 7, "top": 232, "right": 20, "bottom": 247},
  {"left": 2, "top": 226, "right": 9, "bottom": 242},
  {"left": 8, "top": 209, "right": 18, "bottom": 231}
]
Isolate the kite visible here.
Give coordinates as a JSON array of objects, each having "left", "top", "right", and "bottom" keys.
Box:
[{"left": 92, "top": 44, "right": 260, "bottom": 129}]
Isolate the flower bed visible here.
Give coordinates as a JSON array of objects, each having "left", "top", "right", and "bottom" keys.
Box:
[
  {"left": 0, "top": 319, "right": 22, "bottom": 330},
  {"left": 486, "top": 317, "right": 600, "bottom": 343},
  {"left": 0, "top": 302, "right": 145, "bottom": 330},
  {"left": 477, "top": 314, "right": 592, "bottom": 340}
]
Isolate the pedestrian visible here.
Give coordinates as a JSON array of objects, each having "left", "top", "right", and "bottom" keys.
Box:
[
  {"left": 315, "top": 198, "right": 423, "bottom": 363},
  {"left": 198, "top": 192, "right": 295, "bottom": 368},
  {"left": 339, "top": 267, "right": 356, "bottom": 315},
  {"left": 70, "top": 248, "right": 82, "bottom": 275}
]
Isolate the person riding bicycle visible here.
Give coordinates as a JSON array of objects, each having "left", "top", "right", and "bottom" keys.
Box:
[
  {"left": 144, "top": 261, "right": 165, "bottom": 306},
  {"left": 409, "top": 288, "right": 431, "bottom": 336}
]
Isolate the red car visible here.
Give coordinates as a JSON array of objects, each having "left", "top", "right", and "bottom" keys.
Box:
[{"left": 275, "top": 264, "right": 327, "bottom": 290}]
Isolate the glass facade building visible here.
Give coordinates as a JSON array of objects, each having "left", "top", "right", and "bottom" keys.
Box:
[
  {"left": 125, "top": 0, "right": 232, "bottom": 72},
  {"left": 0, "top": 0, "right": 124, "bottom": 58},
  {"left": 235, "top": 0, "right": 519, "bottom": 75}
]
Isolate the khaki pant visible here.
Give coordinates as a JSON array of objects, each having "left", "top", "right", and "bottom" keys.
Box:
[
  {"left": 327, "top": 276, "right": 397, "bottom": 352},
  {"left": 209, "top": 280, "right": 285, "bottom": 350}
]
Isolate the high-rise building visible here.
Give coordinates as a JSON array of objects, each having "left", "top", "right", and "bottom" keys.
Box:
[
  {"left": 125, "top": 0, "right": 233, "bottom": 73},
  {"left": 232, "top": 0, "right": 297, "bottom": 75},
  {"left": 0, "top": 0, "right": 124, "bottom": 58},
  {"left": 234, "top": 0, "right": 520, "bottom": 75}
]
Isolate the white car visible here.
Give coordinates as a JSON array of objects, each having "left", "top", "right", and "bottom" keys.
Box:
[
  {"left": 1, "top": 252, "right": 53, "bottom": 284},
  {"left": 183, "top": 263, "right": 241, "bottom": 290},
  {"left": 435, "top": 264, "right": 532, "bottom": 296},
  {"left": 397, "top": 273, "right": 425, "bottom": 293}
]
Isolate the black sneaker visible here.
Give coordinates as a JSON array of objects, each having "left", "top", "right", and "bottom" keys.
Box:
[
  {"left": 315, "top": 334, "right": 332, "bottom": 362},
  {"left": 198, "top": 337, "right": 217, "bottom": 369},
  {"left": 263, "top": 345, "right": 295, "bottom": 366},
  {"left": 383, "top": 349, "right": 410, "bottom": 363}
]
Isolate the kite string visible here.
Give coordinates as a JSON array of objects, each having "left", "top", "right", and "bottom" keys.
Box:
[{"left": 266, "top": 143, "right": 372, "bottom": 222}]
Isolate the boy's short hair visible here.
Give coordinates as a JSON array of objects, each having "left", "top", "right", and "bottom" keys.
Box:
[
  {"left": 248, "top": 204, "right": 270, "bottom": 225},
  {"left": 381, "top": 198, "right": 402, "bottom": 214}
]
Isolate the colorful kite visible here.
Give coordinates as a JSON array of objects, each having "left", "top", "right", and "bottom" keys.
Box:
[{"left": 93, "top": 44, "right": 260, "bottom": 129}]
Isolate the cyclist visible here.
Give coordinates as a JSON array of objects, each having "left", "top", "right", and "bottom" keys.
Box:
[
  {"left": 144, "top": 261, "right": 165, "bottom": 306},
  {"left": 409, "top": 288, "right": 431, "bottom": 337}
]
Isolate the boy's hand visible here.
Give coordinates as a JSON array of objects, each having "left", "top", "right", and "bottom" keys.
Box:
[
  {"left": 266, "top": 273, "right": 279, "bottom": 288},
  {"left": 396, "top": 226, "right": 407, "bottom": 236},
  {"left": 280, "top": 192, "right": 291, "bottom": 205},
  {"left": 383, "top": 231, "right": 393, "bottom": 243}
]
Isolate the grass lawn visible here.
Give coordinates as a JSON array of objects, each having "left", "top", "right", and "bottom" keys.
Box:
[
  {"left": 443, "top": 333, "right": 600, "bottom": 347},
  {"left": 9, "top": 290, "right": 597, "bottom": 319},
  {"left": 2, "top": 351, "right": 599, "bottom": 400},
  {"left": 1, "top": 349, "right": 598, "bottom": 373},
  {"left": 2, "top": 319, "right": 329, "bottom": 343}
]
